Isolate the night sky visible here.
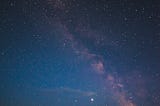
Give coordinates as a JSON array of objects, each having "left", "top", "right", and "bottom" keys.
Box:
[{"left": 0, "top": 0, "right": 160, "bottom": 106}]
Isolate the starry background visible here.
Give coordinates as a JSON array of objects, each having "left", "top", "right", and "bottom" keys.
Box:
[{"left": 0, "top": 0, "right": 160, "bottom": 106}]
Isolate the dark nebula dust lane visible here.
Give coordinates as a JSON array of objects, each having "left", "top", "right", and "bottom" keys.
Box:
[{"left": 0, "top": 0, "right": 160, "bottom": 106}]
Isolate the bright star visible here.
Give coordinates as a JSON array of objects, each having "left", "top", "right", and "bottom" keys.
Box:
[{"left": 90, "top": 98, "right": 94, "bottom": 102}]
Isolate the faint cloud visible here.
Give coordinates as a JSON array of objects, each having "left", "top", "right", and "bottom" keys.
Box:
[{"left": 40, "top": 87, "right": 96, "bottom": 97}]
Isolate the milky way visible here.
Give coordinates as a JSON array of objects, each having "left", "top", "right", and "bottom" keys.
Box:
[{"left": 0, "top": 0, "right": 160, "bottom": 106}]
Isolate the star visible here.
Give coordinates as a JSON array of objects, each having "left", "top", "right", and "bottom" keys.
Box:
[
  {"left": 74, "top": 99, "right": 78, "bottom": 103},
  {"left": 90, "top": 98, "right": 94, "bottom": 102}
]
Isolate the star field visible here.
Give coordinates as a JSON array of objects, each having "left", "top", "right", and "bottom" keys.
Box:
[{"left": 0, "top": 0, "right": 160, "bottom": 106}]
